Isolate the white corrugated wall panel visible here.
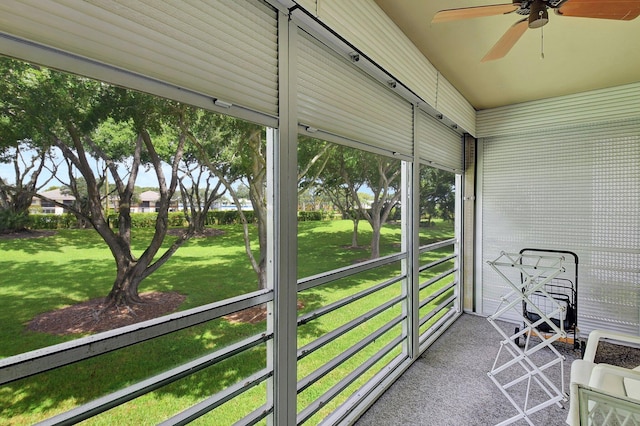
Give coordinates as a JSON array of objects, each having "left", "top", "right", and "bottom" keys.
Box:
[
  {"left": 295, "top": 0, "right": 317, "bottom": 15},
  {"left": 297, "top": 30, "right": 414, "bottom": 156},
  {"left": 479, "top": 119, "right": 640, "bottom": 335},
  {"left": 417, "top": 109, "right": 463, "bottom": 172},
  {"left": 0, "top": 0, "right": 279, "bottom": 116},
  {"left": 436, "top": 74, "right": 476, "bottom": 138},
  {"left": 477, "top": 82, "right": 640, "bottom": 138},
  {"left": 317, "top": 0, "right": 476, "bottom": 136},
  {"left": 315, "top": 1, "right": 438, "bottom": 111}
]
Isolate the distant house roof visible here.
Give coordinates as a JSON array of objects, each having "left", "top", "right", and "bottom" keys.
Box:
[
  {"left": 139, "top": 190, "right": 160, "bottom": 202},
  {"left": 38, "top": 189, "right": 75, "bottom": 201}
]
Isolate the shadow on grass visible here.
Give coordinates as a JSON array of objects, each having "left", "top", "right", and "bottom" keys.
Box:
[
  {"left": 1, "top": 291, "right": 328, "bottom": 422},
  {"left": 0, "top": 263, "right": 328, "bottom": 422},
  {"left": 0, "top": 228, "right": 114, "bottom": 255},
  {"left": 0, "top": 221, "right": 454, "bottom": 422},
  {"left": 296, "top": 220, "right": 453, "bottom": 279},
  {"left": 0, "top": 317, "right": 268, "bottom": 421}
]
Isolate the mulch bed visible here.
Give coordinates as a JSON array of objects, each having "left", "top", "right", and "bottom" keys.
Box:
[
  {"left": 27, "top": 291, "right": 299, "bottom": 335},
  {"left": 224, "top": 301, "right": 305, "bottom": 325},
  {"left": 27, "top": 291, "right": 186, "bottom": 335}
]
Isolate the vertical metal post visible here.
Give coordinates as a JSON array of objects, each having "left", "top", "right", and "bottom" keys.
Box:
[
  {"left": 267, "top": 10, "right": 298, "bottom": 426},
  {"left": 401, "top": 105, "right": 420, "bottom": 359},
  {"left": 454, "top": 172, "right": 463, "bottom": 314},
  {"left": 474, "top": 138, "right": 485, "bottom": 315},
  {"left": 462, "top": 133, "right": 476, "bottom": 312}
]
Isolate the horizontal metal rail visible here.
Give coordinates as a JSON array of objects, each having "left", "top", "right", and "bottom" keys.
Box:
[
  {"left": 158, "top": 368, "right": 273, "bottom": 426},
  {"left": 419, "top": 267, "right": 456, "bottom": 292},
  {"left": 318, "top": 353, "right": 409, "bottom": 426},
  {"left": 36, "top": 332, "right": 272, "bottom": 426},
  {"left": 297, "top": 335, "right": 405, "bottom": 424},
  {"left": 234, "top": 404, "right": 273, "bottom": 426},
  {"left": 419, "top": 294, "right": 457, "bottom": 328},
  {"left": 297, "top": 252, "right": 405, "bottom": 292},
  {"left": 297, "top": 274, "right": 404, "bottom": 326},
  {"left": 419, "top": 309, "right": 461, "bottom": 352},
  {"left": 419, "top": 280, "right": 458, "bottom": 310},
  {"left": 418, "top": 238, "right": 455, "bottom": 254},
  {"left": 297, "top": 314, "right": 405, "bottom": 393},
  {"left": 297, "top": 295, "right": 404, "bottom": 360},
  {"left": 7, "top": 235, "right": 459, "bottom": 425},
  {"left": 0, "top": 289, "right": 273, "bottom": 386},
  {"left": 418, "top": 253, "right": 456, "bottom": 273}
]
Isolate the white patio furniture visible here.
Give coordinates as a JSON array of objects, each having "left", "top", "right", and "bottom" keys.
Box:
[{"left": 567, "top": 329, "right": 640, "bottom": 425}]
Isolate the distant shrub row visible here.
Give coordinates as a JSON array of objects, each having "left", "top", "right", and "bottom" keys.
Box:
[
  {"left": 107, "top": 211, "right": 260, "bottom": 228},
  {"left": 206, "top": 211, "right": 257, "bottom": 225},
  {"left": 0, "top": 210, "right": 30, "bottom": 233},
  {"left": 29, "top": 213, "right": 82, "bottom": 230},
  {"left": 298, "top": 210, "right": 334, "bottom": 221},
  {"left": 108, "top": 213, "right": 187, "bottom": 228},
  {"left": 25, "top": 210, "right": 335, "bottom": 230}
]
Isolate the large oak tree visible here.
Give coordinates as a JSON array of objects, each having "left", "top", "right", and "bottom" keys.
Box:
[
  {"left": 0, "top": 60, "right": 59, "bottom": 232},
  {"left": 0, "top": 57, "right": 191, "bottom": 306},
  {"left": 311, "top": 143, "right": 401, "bottom": 259}
]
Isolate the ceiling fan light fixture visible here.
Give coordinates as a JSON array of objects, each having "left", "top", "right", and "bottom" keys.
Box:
[{"left": 528, "top": 0, "right": 549, "bottom": 29}]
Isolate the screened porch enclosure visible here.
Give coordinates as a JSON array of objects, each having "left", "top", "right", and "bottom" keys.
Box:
[
  {"left": 0, "top": 0, "right": 464, "bottom": 424},
  {"left": 0, "top": 0, "right": 638, "bottom": 425}
]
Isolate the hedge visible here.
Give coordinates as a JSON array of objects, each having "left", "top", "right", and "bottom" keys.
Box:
[
  {"left": 28, "top": 213, "right": 186, "bottom": 230},
  {"left": 0, "top": 210, "right": 31, "bottom": 233},
  {"left": 298, "top": 211, "right": 322, "bottom": 221},
  {"left": 108, "top": 213, "right": 187, "bottom": 228},
  {"left": 29, "top": 214, "right": 79, "bottom": 230},
  {"left": 27, "top": 209, "right": 333, "bottom": 230},
  {"left": 207, "top": 210, "right": 256, "bottom": 225}
]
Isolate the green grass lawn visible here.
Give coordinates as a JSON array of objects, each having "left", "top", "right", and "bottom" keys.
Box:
[{"left": 0, "top": 219, "right": 454, "bottom": 425}]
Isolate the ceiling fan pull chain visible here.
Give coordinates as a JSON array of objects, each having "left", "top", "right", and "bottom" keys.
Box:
[{"left": 540, "top": 23, "right": 545, "bottom": 59}]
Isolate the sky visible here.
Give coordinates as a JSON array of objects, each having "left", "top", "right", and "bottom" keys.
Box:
[{"left": 0, "top": 147, "right": 170, "bottom": 189}]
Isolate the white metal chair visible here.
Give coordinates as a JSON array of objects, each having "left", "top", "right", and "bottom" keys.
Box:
[{"left": 567, "top": 329, "right": 640, "bottom": 425}]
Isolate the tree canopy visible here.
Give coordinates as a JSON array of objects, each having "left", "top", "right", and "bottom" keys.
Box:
[
  {"left": 1, "top": 55, "right": 456, "bottom": 302},
  {"left": 419, "top": 166, "right": 455, "bottom": 225},
  {"left": 0, "top": 57, "right": 192, "bottom": 305}
]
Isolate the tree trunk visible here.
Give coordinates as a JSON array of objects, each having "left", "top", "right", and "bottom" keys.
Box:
[
  {"left": 255, "top": 194, "right": 268, "bottom": 290},
  {"left": 257, "top": 258, "right": 267, "bottom": 290},
  {"left": 351, "top": 218, "right": 360, "bottom": 248},
  {"left": 107, "top": 277, "right": 141, "bottom": 306},
  {"left": 106, "top": 256, "right": 146, "bottom": 306},
  {"left": 370, "top": 220, "right": 382, "bottom": 259},
  {"left": 191, "top": 210, "right": 208, "bottom": 235},
  {"left": 13, "top": 191, "right": 34, "bottom": 214}
]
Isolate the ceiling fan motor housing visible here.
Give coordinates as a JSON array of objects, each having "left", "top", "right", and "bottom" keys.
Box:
[
  {"left": 529, "top": 0, "right": 550, "bottom": 28},
  {"left": 515, "top": 0, "right": 566, "bottom": 15}
]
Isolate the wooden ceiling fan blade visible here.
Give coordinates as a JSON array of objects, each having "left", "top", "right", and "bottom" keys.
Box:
[
  {"left": 556, "top": 0, "right": 640, "bottom": 20},
  {"left": 432, "top": 3, "right": 521, "bottom": 23},
  {"left": 481, "top": 18, "right": 529, "bottom": 62}
]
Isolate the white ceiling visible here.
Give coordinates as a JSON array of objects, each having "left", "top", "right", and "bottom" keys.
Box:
[{"left": 374, "top": 0, "right": 640, "bottom": 110}]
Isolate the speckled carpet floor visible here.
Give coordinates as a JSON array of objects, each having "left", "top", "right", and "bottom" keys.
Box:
[{"left": 355, "top": 313, "right": 640, "bottom": 426}]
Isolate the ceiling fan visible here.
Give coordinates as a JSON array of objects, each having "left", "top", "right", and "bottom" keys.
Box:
[{"left": 432, "top": 0, "right": 640, "bottom": 62}]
